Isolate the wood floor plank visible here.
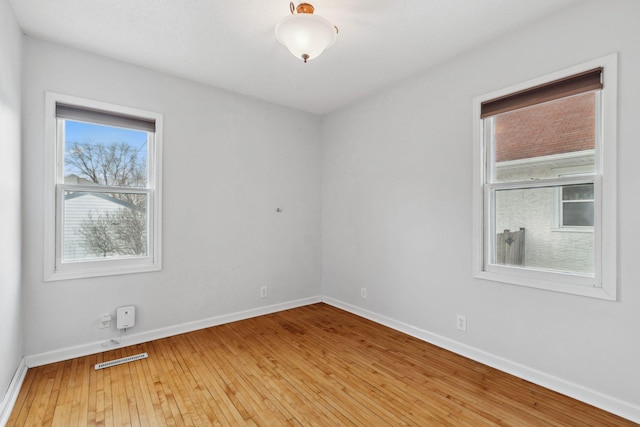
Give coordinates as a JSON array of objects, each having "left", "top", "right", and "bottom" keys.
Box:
[
  {"left": 144, "top": 341, "right": 186, "bottom": 426},
  {"left": 224, "top": 321, "right": 353, "bottom": 426},
  {"left": 142, "top": 341, "right": 178, "bottom": 425},
  {"left": 121, "top": 352, "right": 142, "bottom": 427},
  {"left": 94, "top": 351, "right": 106, "bottom": 426},
  {"left": 86, "top": 353, "right": 98, "bottom": 426},
  {"left": 168, "top": 339, "right": 206, "bottom": 425},
  {"left": 234, "top": 321, "right": 383, "bottom": 425},
  {"left": 267, "top": 308, "right": 482, "bottom": 425},
  {"left": 110, "top": 349, "right": 128, "bottom": 427},
  {"left": 254, "top": 314, "right": 429, "bottom": 425},
  {"left": 40, "top": 363, "right": 65, "bottom": 426},
  {"left": 169, "top": 336, "right": 227, "bottom": 426},
  {"left": 8, "top": 303, "right": 636, "bottom": 426},
  {"left": 75, "top": 354, "right": 91, "bottom": 426},
  {"left": 50, "top": 359, "right": 74, "bottom": 426},
  {"left": 184, "top": 343, "right": 248, "bottom": 425},
  {"left": 103, "top": 352, "right": 115, "bottom": 427},
  {"left": 126, "top": 344, "right": 159, "bottom": 426}
]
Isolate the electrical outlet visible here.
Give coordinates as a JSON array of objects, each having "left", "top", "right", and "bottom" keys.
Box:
[
  {"left": 260, "top": 286, "right": 268, "bottom": 298},
  {"left": 456, "top": 314, "right": 467, "bottom": 332},
  {"left": 360, "top": 288, "right": 367, "bottom": 299},
  {"left": 99, "top": 314, "right": 112, "bottom": 329}
]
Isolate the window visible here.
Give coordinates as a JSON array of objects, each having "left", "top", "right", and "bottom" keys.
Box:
[
  {"left": 45, "top": 93, "right": 163, "bottom": 281},
  {"left": 551, "top": 166, "right": 595, "bottom": 230},
  {"left": 560, "top": 184, "right": 594, "bottom": 227},
  {"left": 472, "top": 55, "right": 617, "bottom": 299}
]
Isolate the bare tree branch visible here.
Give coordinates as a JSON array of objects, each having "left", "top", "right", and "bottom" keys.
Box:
[
  {"left": 79, "top": 209, "right": 146, "bottom": 257},
  {"left": 68, "top": 141, "right": 148, "bottom": 257}
]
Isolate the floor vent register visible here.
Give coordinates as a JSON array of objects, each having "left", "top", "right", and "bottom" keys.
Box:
[{"left": 94, "top": 352, "right": 149, "bottom": 370}]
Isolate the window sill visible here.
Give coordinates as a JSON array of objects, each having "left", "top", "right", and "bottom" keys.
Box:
[
  {"left": 45, "top": 258, "right": 161, "bottom": 281},
  {"left": 551, "top": 227, "right": 594, "bottom": 233},
  {"left": 474, "top": 267, "right": 614, "bottom": 301}
]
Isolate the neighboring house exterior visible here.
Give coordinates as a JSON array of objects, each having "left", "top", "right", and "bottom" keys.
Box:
[
  {"left": 493, "top": 92, "right": 595, "bottom": 275},
  {"left": 63, "top": 191, "right": 145, "bottom": 260}
]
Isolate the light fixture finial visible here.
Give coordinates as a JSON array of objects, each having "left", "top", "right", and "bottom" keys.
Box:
[{"left": 295, "top": 3, "right": 315, "bottom": 14}]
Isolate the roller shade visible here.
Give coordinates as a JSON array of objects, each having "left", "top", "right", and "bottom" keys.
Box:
[
  {"left": 481, "top": 68, "right": 602, "bottom": 119},
  {"left": 56, "top": 103, "right": 156, "bottom": 132}
]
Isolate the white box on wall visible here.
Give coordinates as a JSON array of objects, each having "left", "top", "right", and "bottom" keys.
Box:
[{"left": 116, "top": 306, "right": 136, "bottom": 329}]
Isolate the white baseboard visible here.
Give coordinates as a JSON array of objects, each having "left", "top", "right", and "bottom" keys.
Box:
[
  {"left": 322, "top": 296, "right": 640, "bottom": 424},
  {"left": 25, "top": 296, "right": 322, "bottom": 368},
  {"left": 0, "top": 358, "right": 27, "bottom": 427}
]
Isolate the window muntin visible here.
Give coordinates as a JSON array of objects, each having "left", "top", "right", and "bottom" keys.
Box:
[
  {"left": 45, "top": 93, "right": 162, "bottom": 281},
  {"left": 472, "top": 54, "right": 617, "bottom": 300}
]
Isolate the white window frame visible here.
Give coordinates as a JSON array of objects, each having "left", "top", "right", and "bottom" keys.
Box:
[
  {"left": 44, "top": 92, "right": 163, "bottom": 281},
  {"left": 472, "top": 54, "right": 617, "bottom": 300}
]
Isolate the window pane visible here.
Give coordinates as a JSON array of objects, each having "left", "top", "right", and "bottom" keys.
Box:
[
  {"left": 494, "top": 187, "right": 594, "bottom": 275},
  {"left": 562, "top": 184, "right": 593, "bottom": 201},
  {"left": 63, "top": 120, "right": 149, "bottom": 187},
  {"left": 491, "top": 92, "right": 596, "bottom": 183},
  {"left": 563, "top": 201, "right": 594, "bottom": 227},
  {"left": 62, "top": 191, "right": 148, "bottom": 261}
]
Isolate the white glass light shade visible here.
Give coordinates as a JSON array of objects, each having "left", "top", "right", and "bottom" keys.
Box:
[{"left": 275, "top": 14, "right": 337, "bottom": 62}]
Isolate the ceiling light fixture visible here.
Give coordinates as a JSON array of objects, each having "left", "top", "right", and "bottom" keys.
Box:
[{"left": 275, "top": 2, "right": 338, "bottom": 63}]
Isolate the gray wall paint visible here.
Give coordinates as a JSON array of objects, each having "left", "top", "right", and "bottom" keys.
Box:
[
  {"left": 21, "top": 37, "right": 323, "bottom": 355},
  {"left": 322, "top": 0, "right": 640, "bottom": 409},
  {"left": 0, "top": 0, "right": 23, "bottom": 400}
]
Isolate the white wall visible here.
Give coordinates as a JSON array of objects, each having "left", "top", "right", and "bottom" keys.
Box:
[
  {"left": 322, "top": 0, "right": 640, "bottom": 418},
  {"left": 22, "top": 38, "right": 322, "bottom": 356},
  {"left": 0, "top": 0, "right": 23, "bottom": 403}
]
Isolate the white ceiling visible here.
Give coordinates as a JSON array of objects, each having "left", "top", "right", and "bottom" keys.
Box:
[{"left": 10, "top": 0, "right": 580, "bottom": 115}]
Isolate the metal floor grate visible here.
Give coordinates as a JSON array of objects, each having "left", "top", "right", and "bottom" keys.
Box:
[{"left": 94, "top": 352, "right": 148, "bottom": 370}]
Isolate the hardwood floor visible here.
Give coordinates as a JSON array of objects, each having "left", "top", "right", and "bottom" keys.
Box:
[{"left": 8, "top": 303, "right": 634, "bottom": 426}]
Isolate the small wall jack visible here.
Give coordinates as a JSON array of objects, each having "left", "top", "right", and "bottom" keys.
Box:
[{"left": 457, "top": 314, "right": 467, "bottom": 332}]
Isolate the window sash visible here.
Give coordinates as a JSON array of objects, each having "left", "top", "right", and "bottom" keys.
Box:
[
  {"left": 484, "top": 138, "right": 599, "bottom": 285},
  {"left": 56, "top": 186, "right": 154, "bottom": 265},
  {"left": 561, "top": 199, "right": 594, "bottom": 227},
  {"left": 58, "top": 119, "right": 153, "bottom": 188}
]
